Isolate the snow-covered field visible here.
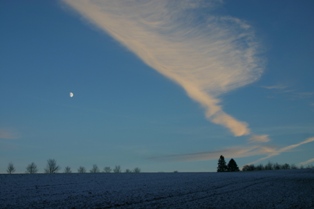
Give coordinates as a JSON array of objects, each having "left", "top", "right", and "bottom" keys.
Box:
[{"left": 1, "top": 169, "right": 313, "bottom": 209}]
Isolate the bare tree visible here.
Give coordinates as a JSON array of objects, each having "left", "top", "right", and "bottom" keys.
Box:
[
  {"left": 44, "top": 159, "right": 60, "bottom": 174},
  {"left": 104, "top": 166, "right": 111, "bottom": 173},
  {"left": 113, "top": 165, "right": 121, "bottom": 173},
  {"left": 78, "top": 166, "right": 86, "bottom": 173},
  {"left": 264, "top": 162, "right": 273, "bottom": 170},
  {"left": 281, "top": 163, "right": 290, "bottom": 170},
  {"left": 7, "top": 163, "right": 15, "bottom": 174},
  {"left": 306, "top": 164, "right": 314, "bottom": 169},
  {"left": 64, "top": 166, "right": 72, "bottom": 173},
  {"left": 90, "top": 164, "right": 100, "bottom": 173},
  {"left": 255, "top": 164, "right": 264, "bottom": 171},
  {"left": 133, "top": 167, "right": 141, "bottom": 173},
  {"left": 26, "top": 162, "right": 38, "bottom": 174},
  {"left": 125, "top": 168, "right": 131, "bottom": 173},
  {"left": 273, "top": 162, "right": 281, "bottom": 170}
]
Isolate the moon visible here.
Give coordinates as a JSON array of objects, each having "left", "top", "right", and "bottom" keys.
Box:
[{"left": 69, "top": 92, "right": 74, "bottom": 98}]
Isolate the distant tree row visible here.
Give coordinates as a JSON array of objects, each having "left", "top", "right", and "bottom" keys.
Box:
[
  {"left": 5, "top": 159, "right": 141, "bottom": 174},
  {"left": 217, "top": 155, "right": 240, "bottom": 172},
  {"left": 242, "top": 162, "right": 314, "bottom": 171}
]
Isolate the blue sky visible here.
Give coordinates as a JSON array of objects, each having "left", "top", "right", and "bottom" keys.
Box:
[{"left": 1, "top": 0, "right": 313, "bottom": 173}]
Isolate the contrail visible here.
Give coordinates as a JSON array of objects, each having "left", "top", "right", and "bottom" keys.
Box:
[
  {"left": 63, "top": 0, "right": 263, "bottom": 136},
  {"left": 299, "top": 158, "right": 314, "bottom": 166},
  {"left": 149, "top": 145, "right": 276, "bottom": 162},
  {"left": 150, "top": 137, "right": 314, "bottom": 163},
  {"left": 248, "top": 137, "right": 314, "bottom": 165}
]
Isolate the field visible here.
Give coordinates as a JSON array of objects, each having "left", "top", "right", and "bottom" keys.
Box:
[{"left": 1, "top": 169, "right": 313, "bottom": 208}]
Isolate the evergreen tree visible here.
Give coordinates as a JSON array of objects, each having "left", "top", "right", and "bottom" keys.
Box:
[
  {"left": 227, "top": 158, "right": 240, "bottom": 172},
  {"left": 217, "top": 155, "right": 228, "bottom": 172}
]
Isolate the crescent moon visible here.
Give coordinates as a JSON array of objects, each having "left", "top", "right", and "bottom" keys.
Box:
[{"left": 69, "top": 92, "right": 74, "bottom": 98}]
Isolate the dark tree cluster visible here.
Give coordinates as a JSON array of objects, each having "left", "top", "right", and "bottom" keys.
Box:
[
  {"left": 242, "top": 162, "right": 313, "bottom": 171},
  {"left": 217, "top": 155, "right": 240, "bottom": 172}
]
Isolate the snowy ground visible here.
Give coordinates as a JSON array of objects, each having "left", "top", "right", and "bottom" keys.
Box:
[{"left": 1, "top": 169, "right": 313, "bottom": 209}]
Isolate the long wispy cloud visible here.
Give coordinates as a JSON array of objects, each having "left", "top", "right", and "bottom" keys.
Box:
[
  {"left": 262, "top": 84, "right": 288, "bottom": 90},
  {"left": 150, "top": 137, "right": 314, "bottom": 163},
  {"left": 249, "top": 134, "right": 270, "bottom": 143},
  {"left": 150, "top": 145, "right": 276, "bottom": 162},
  {"left": 248, "top": 137, "right": 314, "bottom": 165},
  {"left": 263, "top": 83, "right": 313, "bottom": 100},
  {"left": 299, "top": 158, "right": 314, "bottom": 166},
  {"left": 0, "top": 128, "right": 19, "bottom": 139},
  {"left": 63, "top": 0, "right": 263, "bottom": 136}
]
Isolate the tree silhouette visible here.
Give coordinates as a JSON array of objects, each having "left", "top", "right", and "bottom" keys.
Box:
[
  {"left": 242, "top": 164, "right": 255, "bottom": 171},
  {"left": 78, "top": 166, "right": 86, "bottom": 173},
  {"left": 26, "top": 162, "right": 38, "bottom": 174},
  {"left": 104, "top": 166, "right": 111, "bottom": 173},
  {"left": 255, "top": 164, "right": 264, "bottom": 171},
  {"left": 281, "top": 163, "right": 290, "bottom": 170},
  {"left": 241, "top": 162, "right": 301, "bottom": 171},
  {"left": 44, "top": 159, "right": 60, "bottom": 174},
  {"left": 90, "top": 164, "right": 100, "bottom": 173},
  {"left": 217, "top": 155, "right": 228, "bottom": 172},
  {"left": 133, "top": 167, "right": 141, "bottom": 173},
  {"left": 227, "top": 158, "right": 240, "bottom": 172},
  {"left": 7, "top": 163, "right": 15, "bottom": 174},
  {"left": 64, "top": 166, "right": 72, "bottom": 173},
  {"left": 265, "top": 162, "right": 273, "bottom": 170},
  {"left": 113, "top": 165, "right": 121, "bottom": 173}
]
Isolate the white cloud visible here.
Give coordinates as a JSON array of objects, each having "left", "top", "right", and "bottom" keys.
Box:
[
  {"left": 299, "top": 158, "right": 314, "bottom": 166},
  {"left": 262, "top": 84, "right": 287, "bottom": 90},
  {"left": 0, "top": 128, "right": 19, "bottom": 139},
  {"left": 263, "top": 84, "right": 313, "bottom": 100},
  {"left": 63, "top": 0, "right": 263, "bottom": 137},
  {"left": 249, "top": 134, "right": 270, "bottom": 143},
  {"left": 150, "top": 137, "right": 314, "bottom": 163},
  {"left": 248, "top": 137, "right": 314, "bottom": 165},
  {"left": 150, "top": 145, "right": 276, "bottom": 162}
]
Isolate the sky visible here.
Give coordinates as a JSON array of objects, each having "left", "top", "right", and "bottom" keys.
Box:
[{"left": 1, "top": 0, "right": 313, "bottom": 173}]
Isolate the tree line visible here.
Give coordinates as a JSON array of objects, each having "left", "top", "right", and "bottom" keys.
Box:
[
  {"left": 5, "top": 159, "right": 141, "bottom": 174},
  {"left": 242, "top": 162, "right": 314, "bottom": 171},
  {"left": 5, "top": 157, "right": 313, "bottom": 174},
  {"left": 217, "top": 155, "right": 313, "bottom": 172}
]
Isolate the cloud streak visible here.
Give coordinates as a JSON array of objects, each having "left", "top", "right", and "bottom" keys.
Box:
[
  {"left": 150, "top": 137, "right": 314, "bottom": 163},
  {"left": 63, "top": 0, "right": 263, "bottom": 136},
  {"left": 299, "top": 158, "right": 314, "bottom": 166},
  {"left": 248, "top": 137, "right": 314, "bottom": 165},
  {"left": 249, "top": 134, "right": 270, "bottom": 143},
  {"left": 262, "top": 84, "right": 288, "bottom": 90},
  {"left": 0, "top": 128, "right": 19, "bottom": 139},
  {"left": 150, "top": 145, "right": 276, "bottom": 162}
]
